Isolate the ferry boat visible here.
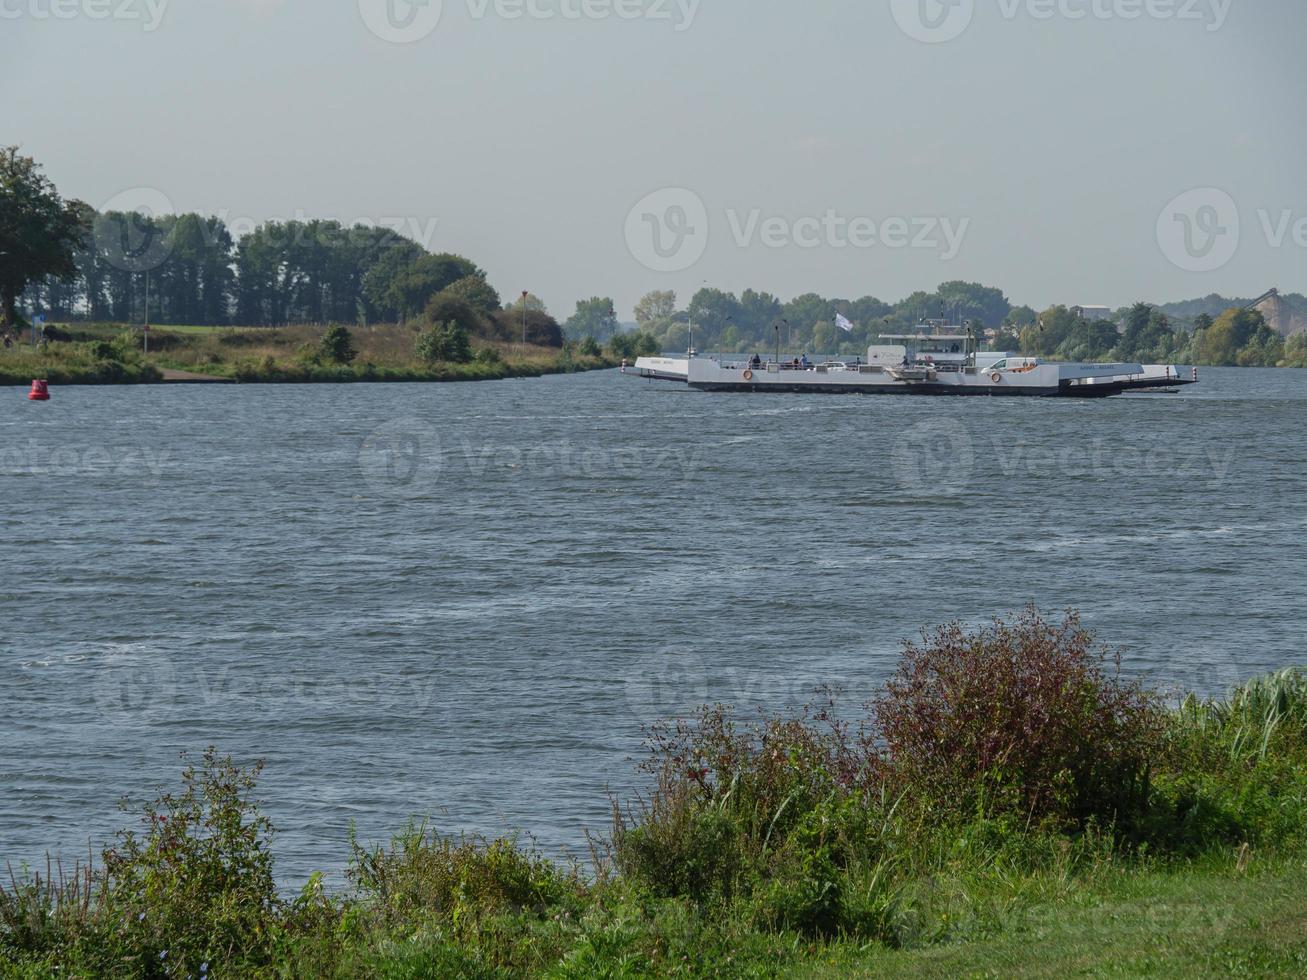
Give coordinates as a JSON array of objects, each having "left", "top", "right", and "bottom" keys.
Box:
[{"left": 621, "top": 320, "right": 1198, "bottom": 399}]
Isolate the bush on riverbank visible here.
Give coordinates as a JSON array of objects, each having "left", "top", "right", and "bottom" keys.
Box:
[
  {"left": 4, "top": 611, "right": 1306, "bottom": 977},
  {"left": 0, "top": 333, "right": 165, "bottom": 386}
]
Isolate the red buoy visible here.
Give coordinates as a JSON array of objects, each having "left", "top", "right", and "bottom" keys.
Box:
[{"left": 28, "top": 379, "right": 50, "bottom": 402}]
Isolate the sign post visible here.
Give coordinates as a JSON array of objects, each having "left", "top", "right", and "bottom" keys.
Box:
[{"left": 33, "top": 314, "right": 45, "bottom": 346}]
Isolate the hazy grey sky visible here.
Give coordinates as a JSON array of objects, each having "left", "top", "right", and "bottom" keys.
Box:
[{"left": 5, "top": 0, "right": 1305, "bottom": 320}]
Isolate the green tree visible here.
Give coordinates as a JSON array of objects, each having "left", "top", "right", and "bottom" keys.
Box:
[
  {"left": 1004, "top": 305, "right": 1038, "bottom": 330},
  {"left": 1055, "top": 317, "right": 1120, "bottom": 362},
  {"left": 579, "top": 336, "right": 602, "bottom": 357},
  {"left": 1021, "top": 306, "right": 1080, "bottom": 356},
  {"left": 441, "top": 274, "right": 501, "bottom": 316},
  {"left": 387, "top": 253, "right": 483, "bottom": 322},
  {"left": 318, "top": 324, "right": 358, "bottom": 364},
  {"left": 424, "top": 292, "right": 486, "bottom": 338},
  {"left": 781, "top": 294, "right": 834, "bottom": 345},
  {"left": 416, "top": 321, "right": 473, "bottom": 363},
  {"left": 687, "top": 288, "right": 742, "bottom": 347},
  {"left": 634, "top": 289, "right": 676, "bottom": 324},
  {"left": 610, "top": 331, "right": 659, "bottom": 358},
  {"left": 1117, "top": 303, "right": 1174, "bottom": 359},
  {"left": 1195, "top": 308, "right": 1275, "bottom": 366},
  {"left": 934, "top": 281, "right": 1011, "bottom": 328},
  {"left": 811, "top": 321, "right": 839, "bottom": 353},
  {"left": 359, "top": 240, "right": 426, "bottom": 322},
  {"left": 505, "top": 292, "right": 548, "bottom": 315},
  {"left": 0, "top": 146, "right": 88, "bottom": 333},
  {"left": 564, "top": 296, "right": 617, "bottom": 340}
]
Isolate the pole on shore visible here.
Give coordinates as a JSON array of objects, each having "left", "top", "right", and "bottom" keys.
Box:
[{"left": 521, "top": 290, "right": 529, "bottom": 354}]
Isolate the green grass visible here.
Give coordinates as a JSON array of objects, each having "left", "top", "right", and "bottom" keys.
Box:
[
  {"left": 0, "top": 322, "right": 619, "bottom": 386},
  {"left": 803, "top": 859, "right": 1307, "bottom": 979}
]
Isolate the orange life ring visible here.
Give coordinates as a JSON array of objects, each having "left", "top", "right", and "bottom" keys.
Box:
[
  {"left": 743, "top": 370, "right": 754, "bottom": 382},
  {"left": 991, "top": 372, "right": 1002, "bottom": 383}
]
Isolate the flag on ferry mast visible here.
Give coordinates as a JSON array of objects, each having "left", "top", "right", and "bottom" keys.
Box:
[{"left": 835, "top": 313, "right": 855, "bottom": 332}]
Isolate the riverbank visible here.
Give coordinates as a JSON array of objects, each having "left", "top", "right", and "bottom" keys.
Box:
[
  {"left": 0, "top": 322, "right": 620, "bottom": 387},
  {"left": 3, "top": 611, "right": 1305, "bottom": 977}
]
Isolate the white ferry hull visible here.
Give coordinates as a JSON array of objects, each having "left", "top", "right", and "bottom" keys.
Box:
[
  {"left": 680, "top": 359, "right": 1144, "bottom": 398},
  {"left": 626, "top": 357, "right": 689, "bottom": 382}
]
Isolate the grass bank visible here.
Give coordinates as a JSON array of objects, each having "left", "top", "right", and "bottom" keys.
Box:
[
  {"left": 3, "top": 611, "right": 1306, "bottom": 977},
  {"left": 0, "top": 323, "right": 620, "bottom": 387}
]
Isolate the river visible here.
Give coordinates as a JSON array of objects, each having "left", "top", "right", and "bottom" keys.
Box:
[{"left": 2, "top": 367, "right": 1304, "bottom": 883}]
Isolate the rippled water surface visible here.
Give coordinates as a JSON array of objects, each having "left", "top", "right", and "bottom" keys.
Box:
[{"left": 3, "top": 367, "right": 1305, "bottom": 883}]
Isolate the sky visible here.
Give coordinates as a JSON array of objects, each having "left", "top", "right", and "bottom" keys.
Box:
[{"left": 4, "top": 0, "right": 1306, "bottom": 321}]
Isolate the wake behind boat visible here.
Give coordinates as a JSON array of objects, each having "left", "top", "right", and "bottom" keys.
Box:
[{"left": 621, "top": 320, "right": 1198, "bottom": 399}]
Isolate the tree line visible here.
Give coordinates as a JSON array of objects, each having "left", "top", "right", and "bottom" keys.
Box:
[
  {"left": 2, "top": 146, "right": 557, "bottom": 340},
  {"left": 559, "top": 285, "right": 1305, "bottom": 368},
  {"left": 6, "top": 146, "right": 1302, "bottom": 367},
  {"left": 18, "top": 208, "right": 511, "bottom": 330}
]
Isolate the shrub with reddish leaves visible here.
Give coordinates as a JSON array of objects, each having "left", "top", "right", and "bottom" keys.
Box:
[{"left": 872, "top": 608, "right": 1164, "bottom": 829}]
